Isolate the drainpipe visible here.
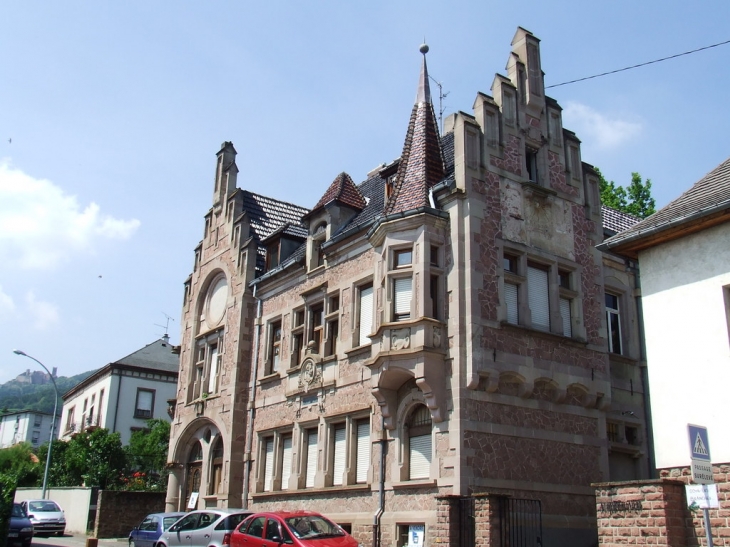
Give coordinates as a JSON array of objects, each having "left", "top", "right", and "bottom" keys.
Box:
[
  {"left": 242, "top": 284, "right": 263, "bottom": 509},
  {"left": 373, "top": 416, "right": 387, "bottom": 547}
]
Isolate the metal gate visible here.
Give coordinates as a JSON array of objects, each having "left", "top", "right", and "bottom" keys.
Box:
[
  {"left": 459, "top": 497, "right": 475, "bottom": 545},
  {"left": 498, "top": 497, "right": 543, "bottom": 547}
]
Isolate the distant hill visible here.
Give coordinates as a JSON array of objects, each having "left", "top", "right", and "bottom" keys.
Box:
[{"left": 0, "top": 371, "right": 95, "bottom": 415}]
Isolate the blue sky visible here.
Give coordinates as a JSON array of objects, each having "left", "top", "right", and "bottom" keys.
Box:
[{"left": 1, "top": 1, "right": 729, "bottom": 383}]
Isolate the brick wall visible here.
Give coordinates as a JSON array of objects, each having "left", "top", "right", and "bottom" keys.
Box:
[{"left": 94, "top": 490, "right": 166, "bottom": 538}]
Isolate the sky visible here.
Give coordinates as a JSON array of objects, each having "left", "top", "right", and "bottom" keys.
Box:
[{"left": 1, "top": 1, "right": 729, "bottom": 385}]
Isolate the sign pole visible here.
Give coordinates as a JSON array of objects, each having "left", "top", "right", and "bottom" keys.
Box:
[{"left": 703, "top": 508, "right": 714, "bottom": 547}]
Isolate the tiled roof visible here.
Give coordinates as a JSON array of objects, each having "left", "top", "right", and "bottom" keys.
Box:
[
  {"left": 113, "top": 338, "right": 179, "bottom": 373},
  {"left": 309, "top": 172, "right": 366, "bottom": 214},
  {"left": 601, "top": 156, "right": 730, "bottom": 252},
  {"left": 601, "top": 205, "right": 641, "bottom": 235},
  {"left": 385, "top": 52, "right": 446, "bottom": 215}
]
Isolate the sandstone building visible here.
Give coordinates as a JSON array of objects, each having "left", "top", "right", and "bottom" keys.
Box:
[{"left": 166, "top": 28, "right": 650, "bottom": 547}]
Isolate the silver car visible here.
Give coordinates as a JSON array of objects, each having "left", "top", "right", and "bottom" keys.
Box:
[
  {"left": 159, "top": 509, "right": 252, "bottom": 547},
  {"left": 20, "top": 499, "right": 66, "bottom": 536}
]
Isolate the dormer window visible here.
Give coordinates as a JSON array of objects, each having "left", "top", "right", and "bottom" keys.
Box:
[
  {"left": 394, "top": 249, "right": 412, "bottom": 268},
  {"left": 267, "top": 241, "right": 280, "bottom": 271},
  {"left": 308, "top": 222, "right": 327, "bottom": 271}
]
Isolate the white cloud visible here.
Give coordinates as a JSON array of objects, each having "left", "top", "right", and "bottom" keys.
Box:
[
  {"left": 0, "top": 161, "right": 141, "bottom": 270},
  {"left": 0, "top": 284, "right": 15, "bottom": 316},
  {"left": 562, "top": 102, "right": 642, "bottom": 150},
  {"left": 25, "top": 291, "right": 59, "bottom": 330}
]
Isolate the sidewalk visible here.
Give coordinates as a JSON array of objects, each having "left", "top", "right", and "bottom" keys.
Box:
[{"left": 30, "top": 534, "right": 127, "bottom": 547}]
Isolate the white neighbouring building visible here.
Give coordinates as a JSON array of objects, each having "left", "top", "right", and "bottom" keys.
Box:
[
  {"left": 59, "top": 336, "right": 179, "bottom": 445},
  {"left": 601, "top": 156, "right": 730, "bottom": 474},
  {"left": 0, "top": 410, "right": 57, "bottom": 449}
]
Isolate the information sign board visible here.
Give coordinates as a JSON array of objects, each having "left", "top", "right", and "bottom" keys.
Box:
[{"left": 686, "top": 484, "right": 719, "bottom": 509}]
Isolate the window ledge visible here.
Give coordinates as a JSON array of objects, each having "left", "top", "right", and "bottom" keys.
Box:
[
  {"left": 392, "top": 479, "right": 437, "bottom": 489},
  {"left": 345, "top": 344, "right": 372, "bottom": 358},
  {"left": 259, "top": 372, "right": 282, "bottom": 385},
  {"left": 500, "top": 320, "right": 588, "bottom": 347},
  {"left": 251, "top": 483, "right": 371, "bottom": 499},
  {"left": 522, "top": 180, "right": 557, "bottom": 197}
]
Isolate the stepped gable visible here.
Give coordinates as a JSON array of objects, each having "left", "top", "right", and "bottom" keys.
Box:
[
  {"left": 385, "top": 44, "right": 446, "bottom": 215},
  {"left": 307, "top": 172, "right": 367, "bottom": 216}
]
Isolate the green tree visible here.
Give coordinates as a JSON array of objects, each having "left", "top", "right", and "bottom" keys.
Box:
[
  {"left": 0, "top": 443, "right": 41, "bottom": 487},
  {"left": 598, "top": 169, "right": 656, "bottom": 219},
  {"left": 124, "top": 419, "right": 170, "bottom": 491}
]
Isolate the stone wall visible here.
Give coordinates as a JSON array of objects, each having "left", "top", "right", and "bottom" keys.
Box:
[{"left": 94, "top": 490, "right": 166, "bottom": 538}]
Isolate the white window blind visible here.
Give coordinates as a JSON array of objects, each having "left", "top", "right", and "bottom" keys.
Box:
[
  {"left": 332, "top": 426, "right": 346, "bottom": 486},
  {"left": 281, "top": 436, "right": 292, "bottom": 490},
  {"left": 356, "top": 421, "right": 370, "bottom": 483},
  {"left": 305, "top": 430, "right": 318, "bottom": 488},
  {"left": 137, "top": 390, "right": 153, "bottom": 412},
  {"left": 409, "top": 434, "right": 431, "bottom": 480},
  {"left": 505, "top": 282, "right": 518, "bottom": 325},
  {"left": 358, "top": 286, "right": 373, "bottom": 346},
  {"left": 207, "top": 345, "right": 219, "bottom": 394},
  {"left": 394, "top": 277, "right": 412, "bottom": 319},
  {"left": 560, "top": 297, "right": 572, "bottom": 337},
  {"left": 263, "top": 439, "right": 274, "bottom": 492},
  {"left": 527, "top": 266, "right": 550, "bottom": 330}
]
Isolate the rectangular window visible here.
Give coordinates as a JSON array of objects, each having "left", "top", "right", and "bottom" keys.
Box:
[
  {"left": 393, "top": 277, "right": 412, "bottom": 321},
  {"left": 135, "top": 389, "right": 155, "bottom": 419},
  {"left": 281, "top": 435, "right": 292, "bottom": 490},
  {"left": 505, "top": 282, "right": 519, "bottom": 325},
  {"left": 486, "top": 110, "right": 499, "bottom": 148},
  {"left": 607, "top": 422, "right": 619, "bottom": 442},
  {"left": 31, "top": 431, "right": 40, "bottom": 445},
  {"left": 66, "top": 407, "right": 75, "bottom": 432},
  {"left": 394, "top": 249, "right": 412, "bottom": 268},
  {"left": 305, "top": 429, "right": 318, "bottom": 488},
  {"left": 429, "top": 275, "right": 440, "bottom": 320},
  {"left": 309, "top": 304, "right": 324, "bottom": 354},
  {"left": 409, "top": 434, "right": 431, "bottom": 480},
  {"left": 527, "top": 265, "right": 550, "bottom": 330},
  {"left": 503, "top": 89, "right": 516, "bottom": 126},
  {"left": 605, "top": 293, "right": 622, "bottom": 355},
  {"left": 332, "top": 425, "right": 346, "bottom": 486},
  {"left": 263, "top": 438, "right": 274, "bottom": 492},
  {"left": 356, "top": 420, "right": 370, "bottom": 484},
  {"left": 34, "top": 415, "right": 42, "bottom": 427},
  {"left": 291, "top": 309, "right": 305, "bottom": 367},
  {"left": 325, "top": 319, "right": 339, "bottom": 357},
  {"left": 560, "top": 297, "right": 572, "bottom": 337},
  {"left": 526, "top": 148, "right": 539, "bottom": 184},
  {"left": 269, "top": 321, "right": 282, "bottom": 373},
  {"left": 207, "top": 342, "right": 220, "bottom": 393},
  {"left": 570, "top": 144, "right": 581, "bottom": 180},
  {"left": 357, "top": 284, "right": 374, "bottom": 346}
]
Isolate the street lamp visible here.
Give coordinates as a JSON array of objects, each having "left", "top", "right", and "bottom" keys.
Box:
[{"left": 13, "top": 350, "right": 59, "bottom": 500}]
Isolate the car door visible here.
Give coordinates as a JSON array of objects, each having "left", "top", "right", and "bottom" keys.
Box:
[
  {"left": 236, "top": 516, "right": 266, "bottom": 547},
  {"left": 166, "top": 513, "right": 200, "bottom": 547},
  {"left": 263, "top": 518, "right": 290, "bottom": 547},
  {"left": 134, "top": 515, "right": 156, "bottom": 547},
  {"left": 188, "top": 511, "right": 217, "bottom": 547}
]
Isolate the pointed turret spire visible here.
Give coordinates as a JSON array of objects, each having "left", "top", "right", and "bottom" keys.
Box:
[{"left": 385, "top": 43, "right": 445, "bottom": 215}]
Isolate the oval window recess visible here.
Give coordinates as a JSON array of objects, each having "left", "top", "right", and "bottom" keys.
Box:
[{"left": 207, "top": 276, "right": 228, "bottom": 325}]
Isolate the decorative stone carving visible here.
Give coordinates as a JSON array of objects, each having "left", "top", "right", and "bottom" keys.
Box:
[
  {"left": 432, "top": 326, "right": 442, "bottom": 348},
  {"left": 391, "top": 328, "right": 411, "bottom": 350},
  {"left": 298, "top": 357, "right": 321, "bottom": 392}
]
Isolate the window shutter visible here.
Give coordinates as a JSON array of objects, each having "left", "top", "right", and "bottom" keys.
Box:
[
  {"left": 409, "top": 434, "right": 431, "bottom": 480},
  {"left": 263, "top": 439, "right": 274, "bottom": 492},
  {"left": 137, "top": 390, "right": 153, "bottom": 412},
  {"left": 560, "top": 297, "right": 572, "bottom": 337},
  {"left": 305, "top": 430, "right": 318, "bottom": 488},
  {"left": 332, "top": 426, "right": 346, "bottom": 486},
  {"left": 394, "top": 277, "right": 412, "bottom": 317},
  {"left": 527, "top": 266, "right": 550, "bottom": 330},
  {"left": 356, "top": 421, "right": 370, "bottom": 483},
  {"left": 281, "top": 436, "right": 292, "bottom": 490},
  {"left": 505, "top": 282, "right": 518, "bottom": 325},
  {"left": 358, "top": 286, "right": 373, "bottom": 346},
  {"left": 207, "top": 345, "right": 219, "bottom": 393}
]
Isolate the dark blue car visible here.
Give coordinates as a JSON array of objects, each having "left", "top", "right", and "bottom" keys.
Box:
[
  {"left": 129, "top": 512, "right": 186, "bottom": 547},
  {"left": 8, "top": 503, "right": 34, "bottom": 547}
]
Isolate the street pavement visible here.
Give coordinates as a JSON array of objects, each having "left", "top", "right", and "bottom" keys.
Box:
[{"left": 26, "top": 534, "right": 127, "bottom": 547}]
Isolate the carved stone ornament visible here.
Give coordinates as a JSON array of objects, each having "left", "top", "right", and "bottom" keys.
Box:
[
  {"left": 432, "top": 326, "right": 442, "bottom": 348},
  {"left": 298, "top": 357, "right": 321, "bottom": 392},
  {"left": 391, "top": 328, "right": 411, "bottom": 350}
]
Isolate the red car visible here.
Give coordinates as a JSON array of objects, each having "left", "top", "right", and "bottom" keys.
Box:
[{"left": 231, "top": 511, "right": 362, "bottom": 547}]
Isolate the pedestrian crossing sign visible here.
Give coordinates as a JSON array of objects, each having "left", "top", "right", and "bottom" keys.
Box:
[{"left": 688, "top": 424, "right": 711, "bottom": 462}]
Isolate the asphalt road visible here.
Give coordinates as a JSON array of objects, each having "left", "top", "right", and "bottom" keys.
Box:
[{"left": 24, "top": 535, "right": 127, "bottom": 547}]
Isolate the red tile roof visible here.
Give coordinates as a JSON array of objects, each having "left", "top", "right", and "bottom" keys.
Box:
[{"left": 308, "top": 172, "right": 367, "bottom": 215}]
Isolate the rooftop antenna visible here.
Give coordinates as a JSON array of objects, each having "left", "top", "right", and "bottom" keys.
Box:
[
  {"left": 155, "top": 312, "right": 175, "bottom": 337},
  {"left": 428, "top": 75, "right": 449, "bottom": 135}
]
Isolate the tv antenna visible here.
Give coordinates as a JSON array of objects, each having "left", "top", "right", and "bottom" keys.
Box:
[
  {"left": 155, "top": 312, "right": 175, "bottom": 336},
  {"left": 429, "top": 74, "right": 450, "bottom": 135}
]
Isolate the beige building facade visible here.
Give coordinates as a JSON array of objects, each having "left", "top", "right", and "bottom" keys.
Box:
[{"left": 166, "top": 28, "right": 650, "bottom": 547}]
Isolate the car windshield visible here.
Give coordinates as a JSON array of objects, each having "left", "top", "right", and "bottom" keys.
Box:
[
  {"left": 28, "top": 501, "right": 60, "bottom": 512},
  {"left": 285, "top": 516, "right": 345, "bottom": 540},
  {"left": 11, "top": 505, "right": 26, "bottom": 518}
]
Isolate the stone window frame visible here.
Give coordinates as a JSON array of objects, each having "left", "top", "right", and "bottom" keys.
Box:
[
  {"left": 323, "top": 412, "right": 371, "bottom": 488},
  {"left": 255, "top": 428, "right": 294, "bottom": 493},
  {"left": 352, "top": 278, "right": 375, "bottom": 348},
  {"left": 209, "top": 435, "right": 224, "bottom": 495},
  {"left": 393, "top": 389, "right": 435, "bottom": 484},
  {"left": 290, "top": 308, "right": 305, "bottom": 368},
  {"left": 502, "top": 246, "right": 581, "bottom": 338},
  {"left": 604, "top": 276, "right": 631, "bottom": 357},
  {"left": 388, "top": 245, "right": 415, "bottom": 323},
  {"left": 428, "top": 244, "right": 444, "bottom": 321},
  {"left": 190, "top": 328, "right": 224, "bottom": 401},
  {"left": 265, "top": 319, "right": 283, "bottom": 375},
  {"left": 324, "top": 291, "right": 340, "bottom": 358},
  {"left": 300, "top": 423, "right": 320, "bottom": 489}
]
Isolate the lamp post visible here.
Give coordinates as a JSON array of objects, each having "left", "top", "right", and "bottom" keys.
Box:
[{"left": 13, "top": 350, "right": 59, "bottom": 500}]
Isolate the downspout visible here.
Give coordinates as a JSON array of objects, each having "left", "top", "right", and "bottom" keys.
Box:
[
  {"left": 112, "top": 369, "right": 122, "bottom": 434},
  {"left": 242, "top": 284, "right": 263, "bottom": 509},
  {"left": 373, "top": 415, "right": 387, "bottom": 547},
  {"left": 632, "top": 259, "right": 657, "bottom": 477}
]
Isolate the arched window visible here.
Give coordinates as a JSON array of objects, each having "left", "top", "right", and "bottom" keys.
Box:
[
  {"left": 185, "top": 441, "right": 203, "bottom": 508},
  {"left": 210, "top": 437, "right": 224, "bottom": 494},
  {"left": 406, "top": 405, "right": 432, "bottom": 480}
]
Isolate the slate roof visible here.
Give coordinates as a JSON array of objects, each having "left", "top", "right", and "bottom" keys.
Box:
[
  {"left": 601, "top": 205, "right": 641, "bottom": 235},
  {"left": 114, "top": 337, "right": 180, "bottom": 373},
  {"left": 308, "top": 172, "right": 367, "bottom": 215},
  {"left": 601, "top": 156, "right": 730, "bottom": 254}
]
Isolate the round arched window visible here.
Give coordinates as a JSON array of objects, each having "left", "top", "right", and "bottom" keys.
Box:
[{"left": 206, "top": 275, "right": 228, "bottom": 326}]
